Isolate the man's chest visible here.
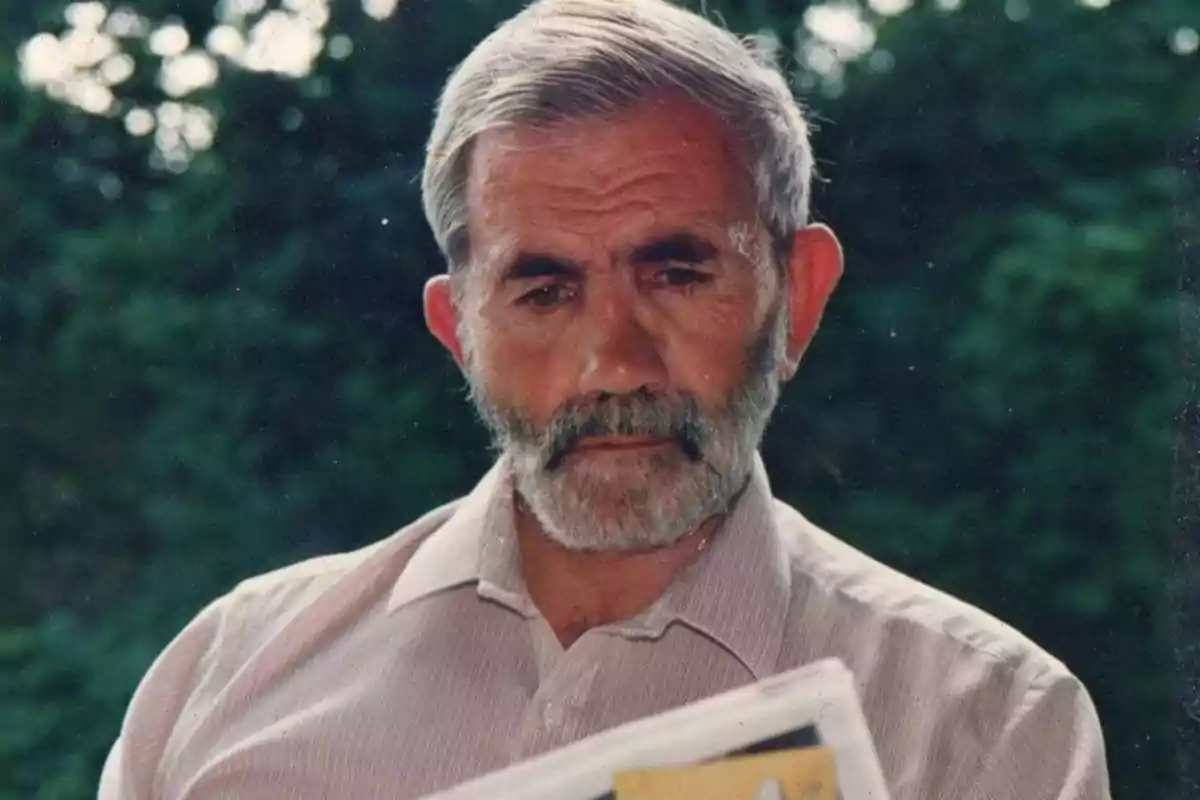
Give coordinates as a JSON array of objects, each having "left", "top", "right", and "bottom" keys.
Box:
[{"left": 163, "top": 603, "right": 755, "bottom": 800}]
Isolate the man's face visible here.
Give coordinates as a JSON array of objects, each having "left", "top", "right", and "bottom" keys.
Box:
[{"left": 456, "top": 96, "right": 788, "bottom": 552}]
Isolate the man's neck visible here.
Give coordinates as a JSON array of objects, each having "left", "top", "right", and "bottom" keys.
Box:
[{"left": 514, "top": 505, "right": 722, "bottom": 650}]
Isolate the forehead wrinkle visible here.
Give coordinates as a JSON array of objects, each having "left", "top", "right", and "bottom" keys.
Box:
[
  {"left": 478, "top": 122, "right": 752, "bottom": 214},
  {"left": 536, "top": 169, "right": 693, "bottom": 216},
  {"left": 495, "top": 159, "right": 733, "bottom": 231}
]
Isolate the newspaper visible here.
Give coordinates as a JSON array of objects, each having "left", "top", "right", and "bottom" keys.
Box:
[{"left": 420, "top": 658, "right": 891, "bottom": 800}]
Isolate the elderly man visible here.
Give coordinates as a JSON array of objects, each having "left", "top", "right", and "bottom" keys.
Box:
[{"left": 99, "top": 0, "right": 1110, "bottom": 798}]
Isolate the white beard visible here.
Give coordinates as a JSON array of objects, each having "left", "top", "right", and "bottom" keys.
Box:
[{"left": 508, "top": 414, "right": 761, "bottom": 552}]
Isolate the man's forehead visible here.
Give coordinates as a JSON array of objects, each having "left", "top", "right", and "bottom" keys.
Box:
[
  {"left": 470, "top": 220, "right": 768, "bottom": 276},
  {"left": 467, "top": 141, "right": 749, "bottom": 220},
  {"left": 473, "top": 93, "right": 741, "bottom": 162},
  {"left": 467, "top": 101, "right": 756, "bottom": 212}
]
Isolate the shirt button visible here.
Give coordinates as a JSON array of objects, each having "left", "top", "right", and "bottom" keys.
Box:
[{"left": 542, "top": 701, "right": 564, "bottom": 728}]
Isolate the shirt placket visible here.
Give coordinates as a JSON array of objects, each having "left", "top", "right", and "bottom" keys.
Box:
[{"left": 511, "top": 620, "right": 604, "bottom": 762}]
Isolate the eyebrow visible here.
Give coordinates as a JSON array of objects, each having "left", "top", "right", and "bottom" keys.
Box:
[
  {"left": 497, "top": 232, "right": 719, "bottom": 286},
  {"left": 497, "top": 254, "right": 582, "bottom": 287},
  {"left": 630, "top": 232, "right": 719, "bottom": 266}
]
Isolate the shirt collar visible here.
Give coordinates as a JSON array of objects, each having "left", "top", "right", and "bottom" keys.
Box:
[
  {"left": 387, "top": 454, "right": 792, "bottom": 679},
  {"left": 601, "top": 455, "right": 792, "bottom": 680},
  {"left": 386, "top": 457, "right": 528, "bottom": 615}
]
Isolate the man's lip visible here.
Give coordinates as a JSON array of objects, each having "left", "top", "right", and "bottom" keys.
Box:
[{"left": 574, "top": 436, "right": 673, "bottom": 451}]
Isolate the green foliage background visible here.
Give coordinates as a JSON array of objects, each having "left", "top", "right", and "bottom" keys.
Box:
[{"left": 1, "top": 0, "right": 1195, "bottom": 797}]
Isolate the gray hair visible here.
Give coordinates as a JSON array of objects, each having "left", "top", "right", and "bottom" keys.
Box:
[{"left": 420, "top": 0, "right": 814, "bottom": 276}]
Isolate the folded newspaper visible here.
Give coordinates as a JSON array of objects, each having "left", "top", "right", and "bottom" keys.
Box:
[{"left": 421, "top": 657, "right": 891, "bottom": 800}]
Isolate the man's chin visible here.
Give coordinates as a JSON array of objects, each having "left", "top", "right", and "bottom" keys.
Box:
[
  {"left": 516, "top": 457, "right": 748, "bottom": 554},
  {"left": 541, "top": 509, "right": 694, "bottom": 553}
]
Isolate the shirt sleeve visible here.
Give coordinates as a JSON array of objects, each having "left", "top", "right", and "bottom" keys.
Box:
[
  {"left": 97, "top": 597, "right": 231, "bottom": 800},
  {"left": 963, "top": 670, "right": 1111, "bottom": 800}
]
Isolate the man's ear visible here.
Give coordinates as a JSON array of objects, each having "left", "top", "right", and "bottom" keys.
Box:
[
  {"left": 781, "top": 224, "right": 844, "bottom": 381},
  {"left": 424, "top": 274, "right": 466, "bottom": 368}
]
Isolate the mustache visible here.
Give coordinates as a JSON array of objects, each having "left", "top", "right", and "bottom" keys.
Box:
[{"left": 542, "top": 389, "right": 706, "bottom": 471}]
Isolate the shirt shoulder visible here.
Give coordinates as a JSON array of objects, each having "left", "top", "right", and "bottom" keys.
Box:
[
  {"left": 218, "top": 497, "right": 463, "bottom": 646},
  {"left": 770, "top": 502, "right": 1108, "bottom": 798},
  {"left": 771, "top": 498, "right": 1070, "bottom": 686},
  {"left": 101, "top": 497, "right": 466, "bottom": 799}
]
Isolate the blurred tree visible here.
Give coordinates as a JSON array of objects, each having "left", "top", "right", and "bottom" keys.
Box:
[
  {"left": 1168, "top": 115, "right": 1200, "bottom": 798},
  {"left": 768, "top": 0, "right": 1193, "bottom": 793},
  {"left": 1, "top": 0, "right": 1194, "bottom": 797},
  {"left": 2, "top": 1, "right": 519, "bottom": 793}
]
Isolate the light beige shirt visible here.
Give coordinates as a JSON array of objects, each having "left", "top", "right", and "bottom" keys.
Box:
[{"left": 99, "top": 456, "right": 1110, "bottom": 800}]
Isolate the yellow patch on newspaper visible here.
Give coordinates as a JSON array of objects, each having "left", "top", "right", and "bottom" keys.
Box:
[{"left": 612, "top": 746, "right": 837, "bottom": 800}]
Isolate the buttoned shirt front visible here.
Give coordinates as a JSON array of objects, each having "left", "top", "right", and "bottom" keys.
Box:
[{"left": 99, "top": 455, "right": 1110, "bottom": 799}]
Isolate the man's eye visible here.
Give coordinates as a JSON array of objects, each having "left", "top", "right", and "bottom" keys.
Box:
[
  {"left": 655, "top": 265, "right": 710, "bottom": 288},
  {"left": 519, "top": 284, "right": 571, "bottom": 309}
]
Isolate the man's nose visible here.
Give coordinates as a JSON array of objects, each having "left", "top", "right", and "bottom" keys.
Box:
[{"left": 576, "top": 285, "right": 667, "bottom": 398}]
